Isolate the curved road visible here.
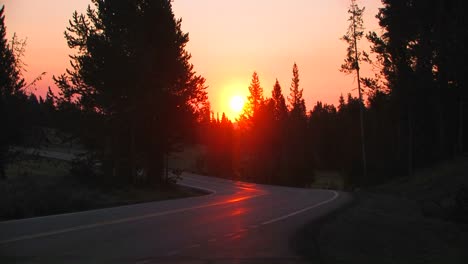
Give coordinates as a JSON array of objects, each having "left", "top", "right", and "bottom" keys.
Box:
[{"left": 0, "top": 173, "right": 351, "bottom": 263}]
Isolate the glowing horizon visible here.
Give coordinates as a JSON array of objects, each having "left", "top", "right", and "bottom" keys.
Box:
[{"left": 3, "top": 0, "right": 383, "bottom": 121}]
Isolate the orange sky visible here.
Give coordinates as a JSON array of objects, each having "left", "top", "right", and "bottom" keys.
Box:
[{"left": 3, "top": 0, "right": 382, "bottom": 120}]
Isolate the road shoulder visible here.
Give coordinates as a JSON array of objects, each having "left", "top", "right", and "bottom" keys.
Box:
[
  {"left": 290, "top": 191, "right": 356, "bottom": 263},
  {"left": 294, "top": 191, "right": 468, "bottom": 264}
]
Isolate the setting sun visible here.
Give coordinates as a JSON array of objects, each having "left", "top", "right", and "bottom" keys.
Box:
[{"left": 230, "top": 95, "right": 245, "bottom": 114}]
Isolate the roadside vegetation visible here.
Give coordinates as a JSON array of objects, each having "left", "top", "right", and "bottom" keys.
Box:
[
  {"left": 0, "top": 1, "right": 210, "bottom": 221},
  {"left": 294, "top": 1, "right": 468, "bottom": 261},
  {"left": 296, "top": 157, "right": 468, "bottom": 263},
  {"left": 0, "top": 153, "right": 204, "bottom": 221}
]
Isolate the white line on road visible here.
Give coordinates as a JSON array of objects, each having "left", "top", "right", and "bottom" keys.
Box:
[
  {"left": 261, "top": 191, "right": 339, "bottom": 225},
  {"left": 0, "top": 193, "right": 265, "bottom": 245},
  {"left": 166, "top": 250, "right": 180, "bottom": 256},
  {"left": 187, "top": 244, "right": 200, "bottom": 249},
  {"left": 135, "top": 259, "right": 153, "bottom": 264},
  {"left": 0, "top": 180, "right": 218, "bottom": 225}
]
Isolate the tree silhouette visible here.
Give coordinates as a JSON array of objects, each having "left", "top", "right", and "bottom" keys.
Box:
[
  {"left": 198, "top": 0, "right": 468, "bottom": 188},
  {"left": 271, "top": 79, "right": 287, "bottom": 122},
  {"left": 284, "top": 63, "right": 309, "bottom": 186},
  {"left": 355, "top": 0, "right": 468, "bottom": 179},
  {"left": 341, "top": 0, "right": 368, "bottom": 180},
  {"left": 288, "top": 63, "right": 306, "bottom": 117},
  {"left": 54, "top": 0, "right": 208, "bottom": 186},
  {"left": 0, "top": 5, "right": 26, "bottom": 179},
  {"left": 0, "top": 7, "right": 24, "bottom": 98},
  {"left": 270, "top": 79, "right": 289, "bottom": 183},
  {"left": 241, "top": 71, "right": 264, "bottom": 121},
  {"left": 201, "top": 111, "right": 235, "bottom": 178},
  {"left": 308, "top": 101, "right": 338, "bottom": 170}
]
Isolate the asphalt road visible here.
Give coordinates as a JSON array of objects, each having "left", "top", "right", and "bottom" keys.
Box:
[{"left": 0, "top": 173, "right": 351, "bottom": 264}]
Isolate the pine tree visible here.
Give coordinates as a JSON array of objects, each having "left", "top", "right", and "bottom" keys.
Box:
[
  {"left": 284, "top": 63, "right": 309, "bottom": 186},
  {"left": 338, "top": 94, "right": 346, "bottom": 113},
  {"left": 0, "top": 5, "right": 26, "bottom": 180},
  {"left": 288, "top": 63, "right": 306, "bottom": 117},
  {"left": 271, "top": 79, "right": 287, "bottom": 121},
  {"left": 243, "top": 71, "right": 264, "bottom": 119},
  {"left": 341, "top": 0, "right": 368, "bottom": 180},
  {"left": 54, "top": 0, "right": 208, "bottom": 186},
  {"left": 0, "top": 6, "right": 24, "bottom": 98}
]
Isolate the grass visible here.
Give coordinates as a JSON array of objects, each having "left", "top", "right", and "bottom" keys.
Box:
[
  {"left": 311, "top": 170, "right": 346, "bottom": 190},
  {"left": 295, "top": 157, "right": 468, "bottom": 264},
  {"left": 168, "top": 144, "right": 206, "bottom": 173},
  {"left": 0, "top": 154, "right": 206, "bottom": 221},
  {"left": 5, "top": 154, "right": 70, "bottom": 179}
]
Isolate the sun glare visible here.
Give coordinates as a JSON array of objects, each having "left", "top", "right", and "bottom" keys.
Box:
[{"left": 230, "top": 95, "right": 245, "bottom": 113}]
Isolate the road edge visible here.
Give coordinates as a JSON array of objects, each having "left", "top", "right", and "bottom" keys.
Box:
[
  {"left": 290, "top": 191, "right": 357, "bottom": 264},
  {"left": 176, "top": 178, "right": 217, "bottom": 196}
]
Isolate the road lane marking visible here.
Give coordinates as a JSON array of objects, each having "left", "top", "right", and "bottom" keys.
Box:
[
  {"left": 208, "top": 238, "right": 217, "bottom": 242},
  {"left": 0, "top": 180, "right": 218, "bottom": 225},
  {"left": 261, "top": 191, "right": 339, "bottom": 225},
  {"left": 228, "top": 233, "right": 244, "bottom": 240},
  {"left": 166, "top": 250, "right": 180, "bottom": 256},
  {"left": 0, "top": 193, "right": 266, "bottom": 245},
  {"left": 224, "top": 233, "right": 235, "bottom": 237},
  {"left": 187, "top": 244, "right": 200, "bottom": 248},
  {"left": 135, "top": 259, "right": 153, "bottom": 264}
]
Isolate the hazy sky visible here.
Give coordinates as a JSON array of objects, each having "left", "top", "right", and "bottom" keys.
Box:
[{"left": 2, "top": 0, "right": 383, "bottom": 119}]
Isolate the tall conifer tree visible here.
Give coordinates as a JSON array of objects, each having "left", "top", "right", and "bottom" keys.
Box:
[
  {"left": 272, "top": 79, "right": 287, "bottom": 122},
  {"left": 0, "top": 6, "right": 26, "bottom": 179},
  {"left": 55, "top": 0, "right": 208, "bottom": 185},
  {"left": 288, "top": 63, "right": 306, "bottom": 117},
  {"left": 341, "top": 0, "right": 368, "bottom": 179}
]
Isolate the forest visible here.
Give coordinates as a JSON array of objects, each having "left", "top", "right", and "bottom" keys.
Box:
[{"left": 1, "top": 0, "right": 468, "bottom": 191}]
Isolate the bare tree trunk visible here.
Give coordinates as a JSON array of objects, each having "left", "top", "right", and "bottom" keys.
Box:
[
  {"left": 129, "top": 94, "right": 138, "bottom": 185},
  {"left": 408, "top": 108, "right": 413, "bottom": 176},
  {"left": 0, "top": 154, "right": 6, "bottom": 180},
  {"left": 459, "top": 98, "right": 464, "bottom": 153},
  {"left": 130, "top": 118, "right": 136, "bottom": 184},
  {"left": 435, "top": 92, "right": 446, "bottom": 158},
  {"left": 436, "top": 0, "right": 447, "bottom": 158},
  {"left": 357, "top": 72, "right": 367, "bottom": 181},
  {"left": 165, "top": 152, "right": 169, "bottom": 184},
  {"left": 354, "top": 31, "right": 367, "bottom": 181}
]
